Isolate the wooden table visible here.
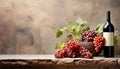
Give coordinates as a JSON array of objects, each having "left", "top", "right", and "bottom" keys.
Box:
[{"left": 0, "top": 55, "right": 120, "bottom": 69}]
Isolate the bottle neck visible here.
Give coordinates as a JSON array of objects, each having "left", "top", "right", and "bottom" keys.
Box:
[{"left": 106, "top": 11, "right": 111, "bottom": 23}]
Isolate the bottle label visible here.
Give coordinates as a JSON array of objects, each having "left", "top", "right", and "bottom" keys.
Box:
[{"left": 103, "top": 32, "right": 114, "bottom": 46}]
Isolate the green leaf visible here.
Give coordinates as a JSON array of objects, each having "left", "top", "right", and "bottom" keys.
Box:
[
  {"left": 67, "top": 34, "right": 73, "bottom": 40},
  {"left": 85, "top": 27, "right": 90, "bottom": 31},
  {"left": 76, "top": 18, "right": 87, "bottom": 26},
  {"left": 80, "top": 27, "right": 90, "bottom": 34},
  {"left": 95, "top": 23, "right": 104, "bottom": 34},
  {"left": 56, "top": 30, "right": 63, "bottom": 38},
  {"left": 55, "top": 41, "right": 66, "bottom": 50},
  {"left": 68, "top": 22, "right": 76, "bottom": 30},
  {"left": 114, "top": 35, "right": 118, "bottom": 46},
  {"left": 75, "top": 35, "right": 80, "bottom": 39},
  {"left": 114, "top": 33, "right": 120, "bottom": 47},
  {"left": 75, "top": 25, "right": 81, "bottom": 33},
  {"left": 60, "top": 27, "right": 67, "bottom": 32},
  {"left": 95, "top": 24, "right": 100, "bottom": 31},
  {"left": 55, "top": 43, "right": 60, "bottom": 50}
]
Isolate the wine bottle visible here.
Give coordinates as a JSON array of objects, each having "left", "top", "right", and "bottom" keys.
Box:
[{"left": 103, "top": 11, "right": 114, "bottom": 57}]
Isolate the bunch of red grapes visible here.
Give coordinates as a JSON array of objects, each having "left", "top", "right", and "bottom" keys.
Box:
[
  {"left": 55, "top": 40, "right": 93, "bottom": 58},
  {"left": 81, "top": 30, "right": 105, "bottom": 54},
  {"left": 81, "top": 30, "right": 97, "bottom": 42},
  {"left": 93, "top": 34, "right": 105, "bottom": 53},
  {"left": 55, "top": 30, "right": 105, "bottom": 58}
]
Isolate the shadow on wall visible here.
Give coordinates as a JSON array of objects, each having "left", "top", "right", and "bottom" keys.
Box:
[
  {"left": 0, "top": 9, "right": 42, "bottom": 54},
  {"left": 0, "top": 10, "right": 16, "bottom": 54},
  {"left": 110, "top": 0, "right": 120, "bottom": 7}
]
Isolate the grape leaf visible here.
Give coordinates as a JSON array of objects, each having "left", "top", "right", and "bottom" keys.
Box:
[
  {"left": 86, "top": 27, "right": 90, "bottom": 31},
  {"left": 95, "top": 23, "right": 104, "bottom": 34},
  {"left": 75, "top": 25, "right": 81, "bottom": 33},
  {"left": 67, "top": 34, "right": 73, "bottom": 40},
  {"left": 76, "top": 18, "right": 87, "bottom": 26},
  {"left": 56, "top": 30, "right": 63, "bottom": 38},
  {"left": 114, "top": 35, "right": 118, "bottom": 46},
  {"left": 60, "top": 27, "right": 67, "bottom": 32},
  {"left": 68, "top": 22, "right": 76, "bottom": 30},
  {"left": 114, "top": 33, "right": 120, "bottom": 47},
  {"left": 55, "top": 40, "right": 65, "bottom": 50},
  {"left": 80, "top": 27, "right": 90, "bottom": 34},
  {"left": 75, "top": 35, "right": 80, "bottom": 39}
]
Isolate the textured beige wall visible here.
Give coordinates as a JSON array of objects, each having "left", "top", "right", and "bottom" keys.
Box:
[{"left": 0, "top": 0, "right": 119, "bottom": 54}]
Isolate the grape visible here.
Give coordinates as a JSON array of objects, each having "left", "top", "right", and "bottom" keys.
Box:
[
  {"left": 93, "top": 34, "right": 105, "bottom": 53},
  {"left": 54, "top": 40, "right": 93, "bottom": 58},
  {"left": 81, "top": 30, "right": 97, "bottom": 42},
  {"left": 79, "top": 46, "right": 93, "bottom": 58},
  {"left": 54, "top": 49, "right": 66, "bottom": 58}
]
